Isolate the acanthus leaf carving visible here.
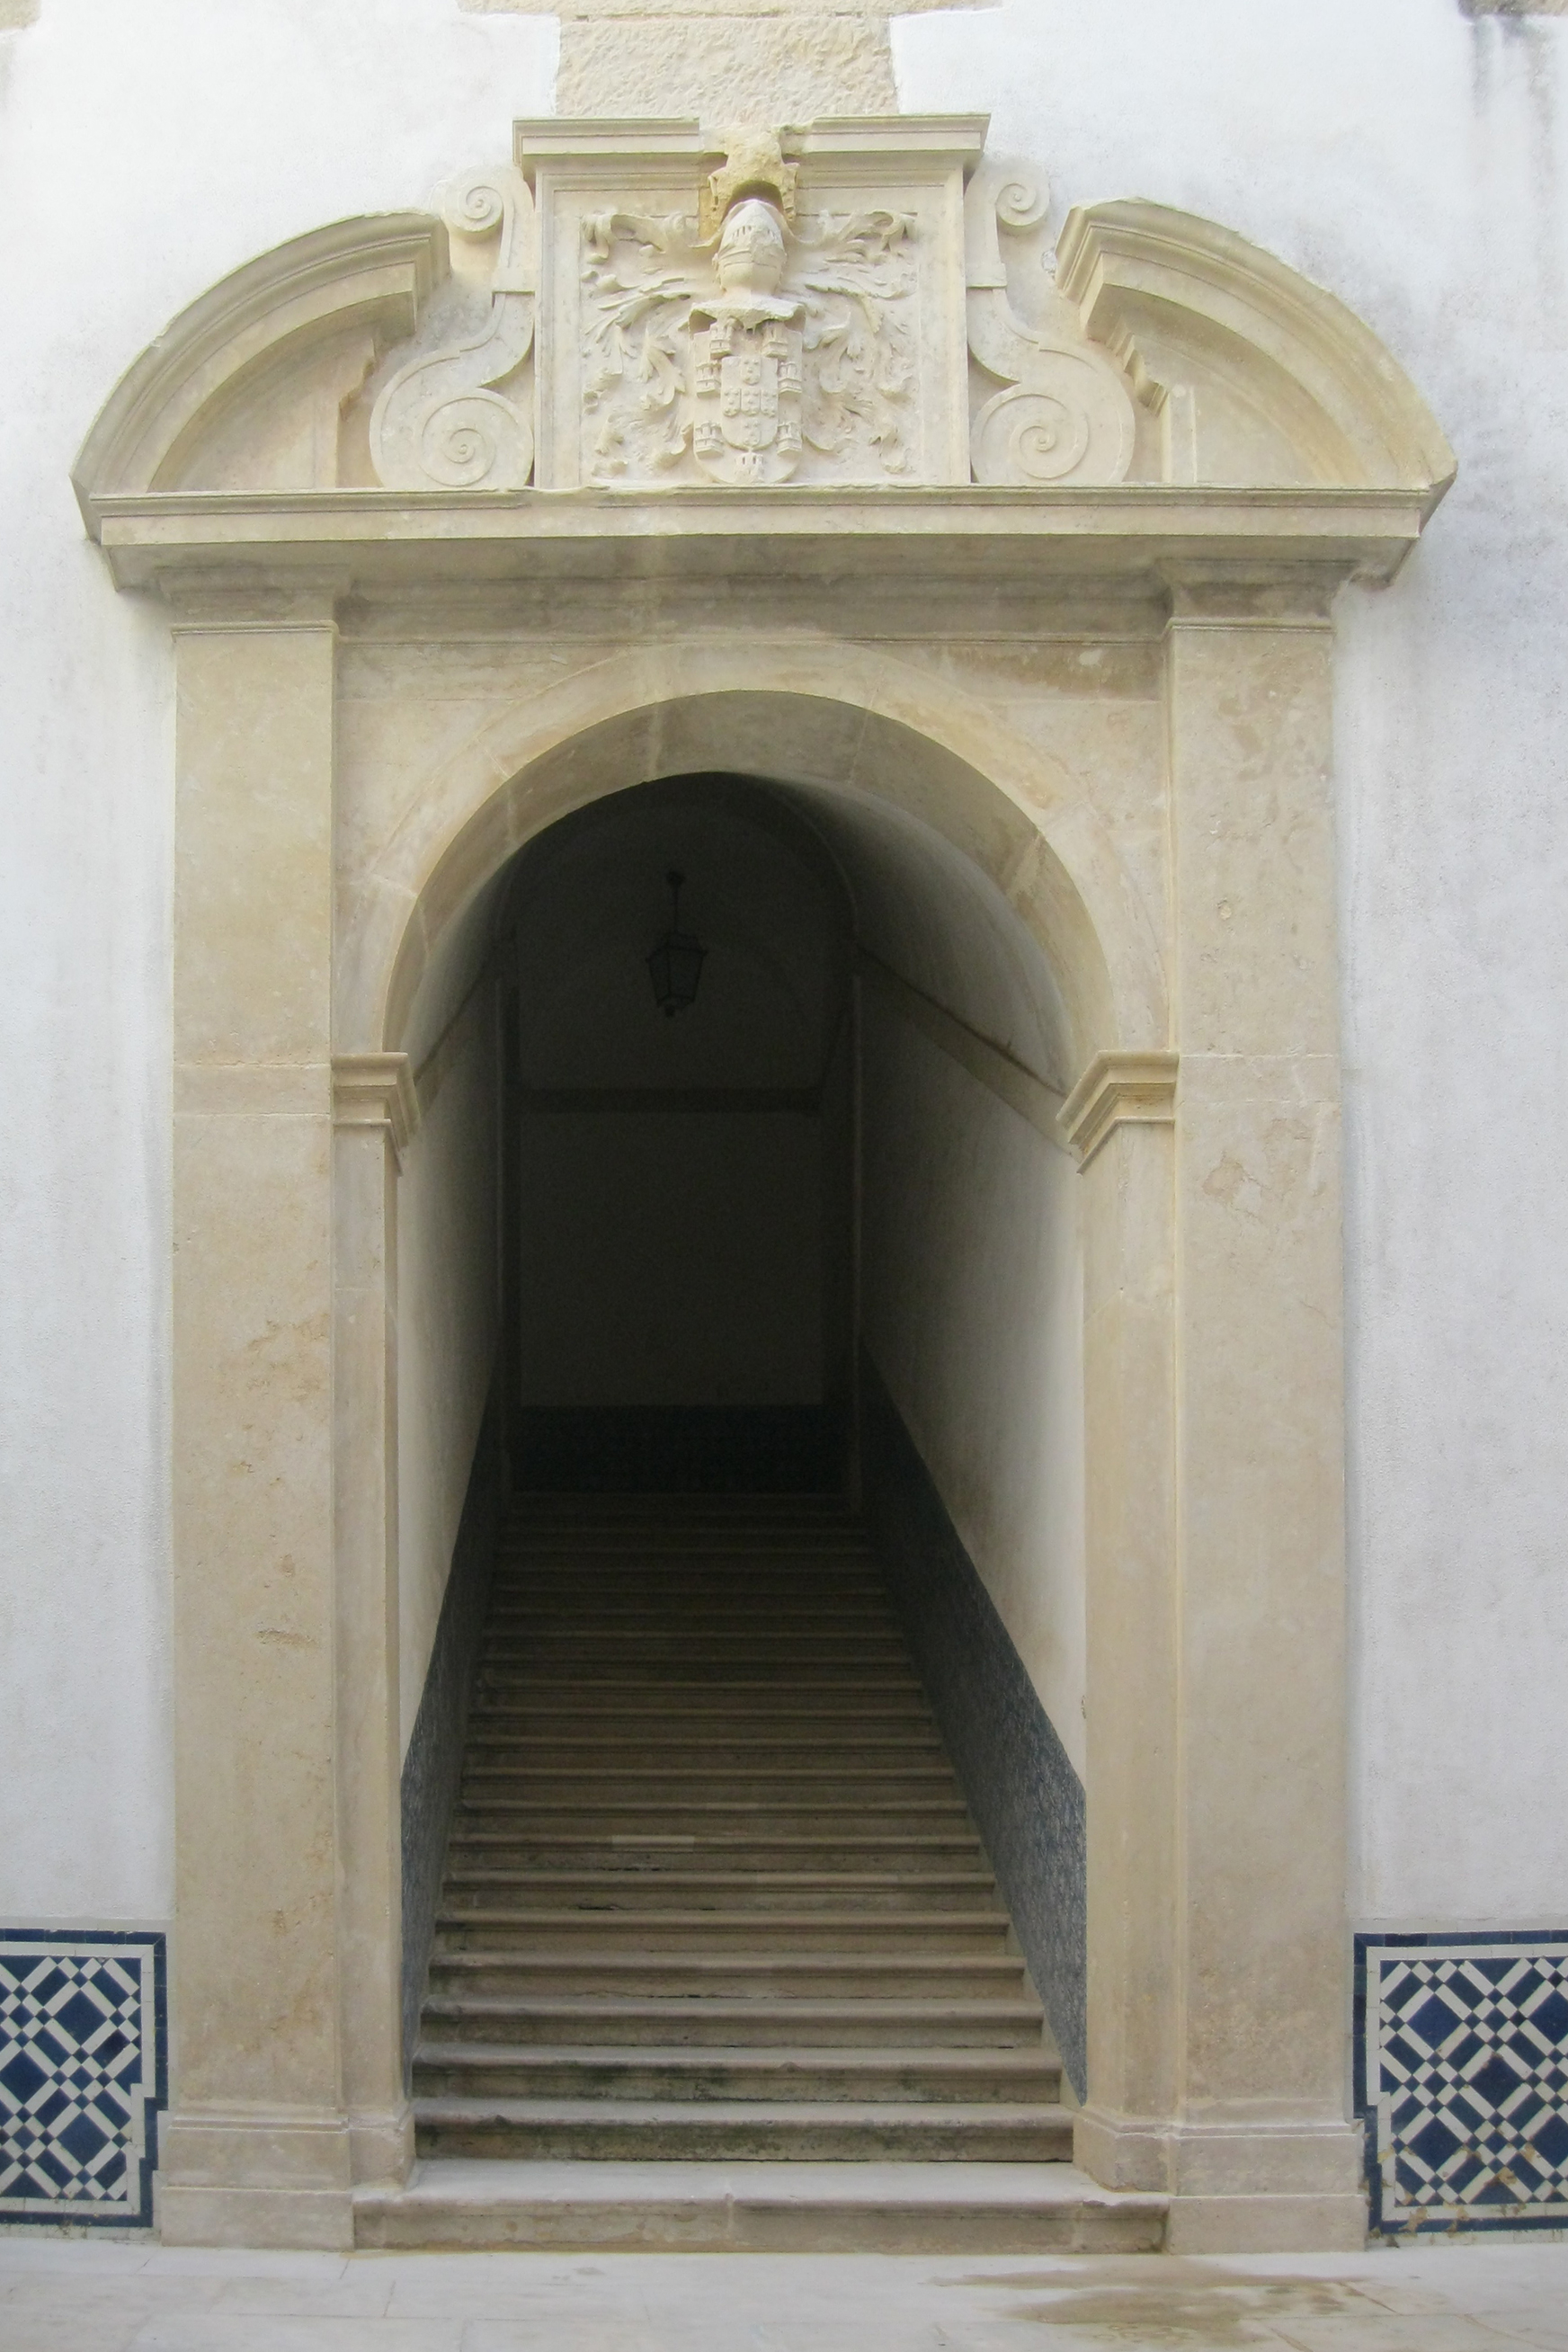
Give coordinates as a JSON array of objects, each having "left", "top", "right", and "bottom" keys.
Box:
[
  {"left": 964, "top": 166, "right": 1136, "bottom": 488},
  {"left": 370, "top": 165, "right": 538, "bottom": 492}
]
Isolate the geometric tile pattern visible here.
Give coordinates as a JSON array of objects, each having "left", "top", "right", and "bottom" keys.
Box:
[
  {"left": 0, "top": 1932, "right": 166, "bottom": 2227},
  {"left": 1356, "top": 1930, "right": 1568, "bottom": 2235}
]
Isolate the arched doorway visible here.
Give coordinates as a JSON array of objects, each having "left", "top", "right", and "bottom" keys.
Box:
[{"left": 388, "top": 759, "right": 1094, "bottom": 2200}]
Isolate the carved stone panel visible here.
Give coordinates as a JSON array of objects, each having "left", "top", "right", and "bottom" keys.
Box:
[{"left": 518, "top": 119, "right": 983, "bottom": 490}]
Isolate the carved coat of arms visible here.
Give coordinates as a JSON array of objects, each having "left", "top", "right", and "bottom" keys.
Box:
[{"left": 581, "top": 143, "right": 916, "bottom": 487}]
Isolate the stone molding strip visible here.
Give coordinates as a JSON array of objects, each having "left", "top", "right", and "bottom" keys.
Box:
[
  {"left": 410, "top": 976, "right": 496, "bottom": 1127},
  {"left": 1059, "top": 1047, "right": 1178, "bottom": 1167},
  {"left": 856, "top": 948, "right": 1067, "bottom": 1149},
  {"left": 332, "top": 1052, "right": 420, "bottom": 1165}
]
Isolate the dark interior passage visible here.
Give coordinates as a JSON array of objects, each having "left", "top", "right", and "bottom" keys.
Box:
[{"left": 503, "top": 779, "right": 855, "bottom": 1491}]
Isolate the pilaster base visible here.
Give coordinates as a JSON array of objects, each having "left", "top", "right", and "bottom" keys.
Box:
[
  {"left": 1164, "top": 2193, "right": 1368, "bottom": 2252},
  {"left": 157, "top": 2106, "right": 354, "bottom": 2248},
  {"left": 157, "top": 2182, "right": 354, "bottom": 2249},
  {"left": 1074, "top": 2105, "right": 1366, "bottom": 2250},
  {"left": 350, "top": 2102, "right": 415, "bottom": 2189}
]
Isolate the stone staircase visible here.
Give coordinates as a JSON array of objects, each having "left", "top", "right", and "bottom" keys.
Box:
[{"left": 356, "top": 1494, "right": 1165, "bottom": 2250}]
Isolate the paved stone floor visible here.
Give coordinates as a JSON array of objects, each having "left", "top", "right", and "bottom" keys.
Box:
[{"left": 2, "top": 2240, "right": 1567, "bottom": 2351}]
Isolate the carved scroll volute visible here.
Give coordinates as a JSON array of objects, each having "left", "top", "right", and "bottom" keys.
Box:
[
  {"left": 965, "top": 168, "right": 1136, "bottom": 488},
  {"left": 370, "top": 165, "right": 538, "bottom": 492}
]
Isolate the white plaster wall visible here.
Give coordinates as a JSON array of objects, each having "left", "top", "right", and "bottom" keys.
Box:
[
  {"left": 4, "top": 0, "right": 1565, "bottom": 1933},
  {"left": 396, "top": 987, "right": 503, "bottom": 1756},
  {"left": 860, "top": 996, "right": 1086, "bottom": 1778},
  {"left": 0, "top": 0, "right": 553, "bottom": 1915},
  {"left": 895, "top": 0, "right": 1568, "bottom": 1924}
]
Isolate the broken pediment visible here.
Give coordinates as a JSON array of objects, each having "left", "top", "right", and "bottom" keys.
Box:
[{"left": 73, "top": 111, "right": 1455, "bottom": 527}]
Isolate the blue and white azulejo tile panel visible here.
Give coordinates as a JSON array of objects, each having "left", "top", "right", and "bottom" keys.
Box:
[
  {"left": 1357, "top": 1930, "right": 1568, "bottom": 2235},
  {"left": 0, "top": 1931, "right": 166, "bottom": 2227}
]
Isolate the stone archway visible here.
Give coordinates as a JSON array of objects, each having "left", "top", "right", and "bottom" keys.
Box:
[{"left": 74, "top": 107, "right": 1454, "bottom": 2255}]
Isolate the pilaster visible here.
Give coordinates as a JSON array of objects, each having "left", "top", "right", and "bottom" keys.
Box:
[
  {"left": 332, "top": 1056, "right": 416, "bottom": 2187},
  {"left": 161, "top": 578, "right": 352, "bottom": 2248},
  {"left": 1073, "top": 568, "right": 1363, "bottom": 2251},
  {"left": 1068, "top": 1068, "right": 1180, "bottom": 2166}
]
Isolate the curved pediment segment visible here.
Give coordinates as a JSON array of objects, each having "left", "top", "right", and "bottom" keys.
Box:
[
  {"left": 1055, "top": 200, "right": 1456, "bottom": 498},
  {"left": 72, "top": 215, "right": 447, "bottom": 525}
]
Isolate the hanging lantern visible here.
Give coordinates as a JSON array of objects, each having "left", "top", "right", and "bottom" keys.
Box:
[{"left": 646, "top": 869, "right": 707, "bottom": 1017}]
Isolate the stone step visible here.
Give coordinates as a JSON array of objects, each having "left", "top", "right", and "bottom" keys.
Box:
[
  {"left": 476, "top": 1669, "right": 924, "bottom": 1690},
  {"left": 480, "top": 1644, "right": 913, "bottom": 1668},
  {"left": 502, "top": 1526, "right": 869, "bottom": 1538},
  {"left": 468, "top": 1695, "right": 934, "bottom": 1724},
  {"left": 462, "top": 1733, "right": 947, "bottom": 1763},
  {"left": 459, "top": 1768, "right": 959, "bottom": 1800},
  {"left": 354, "top": 2158, "right": 1165, "bottom": 2254},
  {"left": 413, "top": 2096, "right": 1074, "bottom": 2163},
  {"left": 452, "top": 1803, "right": 973, "bottom": 1836},
  {"left": 444, "top": 1832, "right": 991, "bottom": 1870},
  {"left": 426, "top": 1951, "right": 1031, "bottom": 1999},
  {"left": 412, "top": 2043, "right": 1061, "bottom": 2104},
  {"left": 495, "top": 1557, "right": 882, "bottom": 1575},
  {"left": 432, "top": 1909, "right": 1011, "bottom": 1954},
  {"left": 499, "top": 1544, "right": 878, "bottom": 1564},
  {"left": 496, "top": 1600, "right": 887, "bottom": 1616},
  {"left": 419, "top": 1995, "right": 1047, "bottom": 2048},
  {"left": 494, "top": 1555, "right": 880, "bottom": 1573},
  {"left": 440, "top": 1870, "right": 998, "bottom": 1912},
  {"left": 494, "top": 1580, "right": 885, "bottom": 1597},
  {"left": 483, "top": 1651, "right": 913, "bottom": 1674},
  {"left": 486, "top": 1608, "right": 897, "bottom": 1632},
  {"left": 486, "top": 1618, "right": 901, "bottom": 1635},
  {"left": 412, "top": 1508, "right": 1065, "bottom": 2224}
]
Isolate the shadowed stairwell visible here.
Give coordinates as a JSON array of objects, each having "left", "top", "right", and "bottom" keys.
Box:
[{"left": 358, "top": 1492, "right": 1164, "bottom": 2250}]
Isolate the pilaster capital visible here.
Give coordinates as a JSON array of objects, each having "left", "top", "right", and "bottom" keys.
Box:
[
  {"left": 332, "top": 1052, "right": 419, "bottom": 1166},
  {"left": 159, "top": 566, "right": 351, "bottom": 634},
  {"left": 1060, "top": 1049, "right": 1178, "bottom": 1167},
  {"left": 1159, "top": 561, "right": 1343, "bottom": 631}
]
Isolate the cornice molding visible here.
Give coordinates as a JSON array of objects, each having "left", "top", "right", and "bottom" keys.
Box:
[
  {"left": 332, "top": 1053, "right": 420, "bottom": 1165},
  {"left": 1060, "top": 1048, "right": 1179, "bottom": 1167},
  {"left": 85, "top": 482, "right": 1435, "bottom": 596},
  {"left": 513, "top": 112, "right": 989, "bottom": 180}
]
